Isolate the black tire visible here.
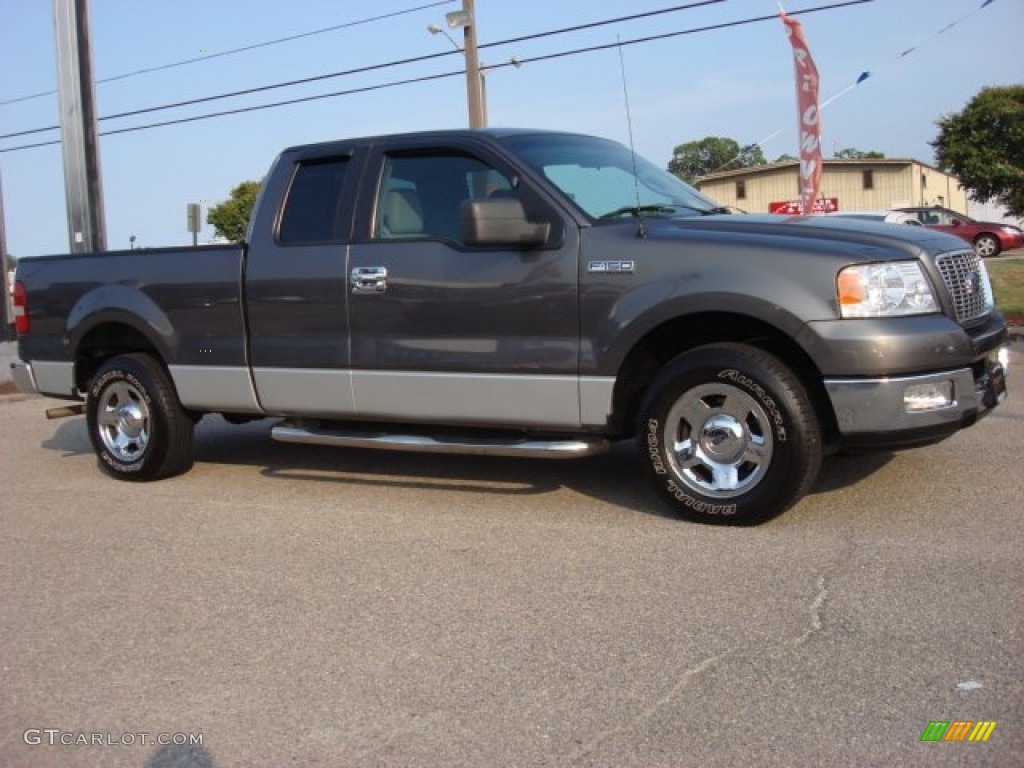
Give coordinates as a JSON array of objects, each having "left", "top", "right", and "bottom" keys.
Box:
[
  {"left": 86, "top": 353, "right": 194, "bottom": 481},
  {"left": 638, "top": 343, "right": 822, "bottom": 525},
  {"left": 973, "top": 234, "right": 1000, "bottom": 258}
]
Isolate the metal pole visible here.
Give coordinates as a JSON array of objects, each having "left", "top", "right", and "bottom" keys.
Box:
[
  {"left": 461, "top": 0, "right": 486, "bottom": 128},
  {"left": 0, "top": 168, "right": 13, "bottom": 341},
  {"left": 54, "top": 0, "right": 106, "bottom": 253}
]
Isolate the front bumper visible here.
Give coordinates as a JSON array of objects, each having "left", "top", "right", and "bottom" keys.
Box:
[{"left": 826, "top": 347, "right": 1008, "bottom": 450}]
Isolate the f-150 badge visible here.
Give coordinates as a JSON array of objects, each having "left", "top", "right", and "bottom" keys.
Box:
[{"left": 588, "top": 260, "right": 635, "bottom": 274}]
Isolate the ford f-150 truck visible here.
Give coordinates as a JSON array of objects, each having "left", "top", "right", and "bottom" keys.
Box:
[{"left": 10, "top": 129, "right": 1010, "bottom": 524}]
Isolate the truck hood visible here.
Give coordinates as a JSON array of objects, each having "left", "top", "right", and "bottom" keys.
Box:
[{"left": 658, "top": 213, "right": 967, "bottom": 258}]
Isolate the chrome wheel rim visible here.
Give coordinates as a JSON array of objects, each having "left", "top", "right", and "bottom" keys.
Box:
[
  {"left": 664, "top": 383, "right": 774, "bottom": 498},
  {"left": 975, "top": 237, "right": 997, "bottom": 258},
  {"left": 96, "top": 381, "right": 151, "bottom": 462}
]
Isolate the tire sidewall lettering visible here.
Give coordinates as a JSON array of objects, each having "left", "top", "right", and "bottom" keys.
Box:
[
  {"left": 666, "top": 479, "right": 737, "bottom": 516},
  {"left": 646, "top": 418, "right": 738, "bottom": 516},
  {"left": 99, "top": 449, "right": 145, "bottom": 473},
  {"left": 90, "top": 368, "right": 153, "bottom": 407},
  {"left": 646, "top": 419, "right": 668, "bottom": 475},
  {"left": 717, "top": 368, "right": 788, "bottom": 442},
  {"left": 90, "top": 365, "right": 153, "bottom": 472}
]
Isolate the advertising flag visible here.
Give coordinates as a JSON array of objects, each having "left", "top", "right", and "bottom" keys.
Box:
[{"left": 781, "top": 12, "right": 822, "bottom": 214}]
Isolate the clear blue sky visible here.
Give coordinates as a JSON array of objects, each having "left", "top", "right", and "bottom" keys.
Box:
[{"left": 1, "top": 0, "right": 1021, "bottom": 257}]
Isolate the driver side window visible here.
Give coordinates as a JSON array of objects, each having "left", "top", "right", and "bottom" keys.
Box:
[{"left": 374, "top": 152, "right": 514, "bottom": 246}]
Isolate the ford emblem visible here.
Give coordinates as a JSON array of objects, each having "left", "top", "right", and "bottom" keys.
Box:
[{"left": 964, "top": 269, "right": 979, "bottom": 296}]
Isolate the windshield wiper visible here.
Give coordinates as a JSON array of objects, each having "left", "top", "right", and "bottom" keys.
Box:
[
  {"left": 599, "top": 204, "right": 677, "bottom": 220},
  {"left": 599, "top": 203, "right": 730, "bottom": 220},
  {"left": 674, "top": 204, "right": 732, "bottom": 216}
]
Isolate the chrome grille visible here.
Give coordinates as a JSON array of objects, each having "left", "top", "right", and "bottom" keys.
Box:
[{"left": 935, "top": 250, "right": 991, "bottom": 324}]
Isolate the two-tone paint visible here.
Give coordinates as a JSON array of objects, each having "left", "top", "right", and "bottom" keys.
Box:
[{"left": 12, "top": 129, "right": 1008, "bottom": 450}]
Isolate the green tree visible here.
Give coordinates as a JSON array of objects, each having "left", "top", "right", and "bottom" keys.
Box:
[
  {"left": 207, "top": 180, "right": 261, "bottom": 242},
  {"left": 931, "top": 85, "right": 1024, "bottom": 216},
  {"left": 773, "top": 153, "right": 798, "bottom": 163},
  {"left": 833, "top": 147, "right": 885, "bottom": 159},
  {"left": 4, "top": 252, "right": 15, "bottom": 271},
  {"left": 668, "top": 137, "right": 766, "bottom": 183}
]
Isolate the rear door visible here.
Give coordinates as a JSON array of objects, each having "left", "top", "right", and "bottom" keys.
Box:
[
  {"left": 347, "top": 138, "right": 582, "bottom": 428},
  {"left": 244, "top": 146, "right": 361, "bottom": 415}
]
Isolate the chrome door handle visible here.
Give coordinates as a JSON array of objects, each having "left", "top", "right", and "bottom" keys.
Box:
[{"left": 351, "top": 266, "right": 388, "bottom": 293}]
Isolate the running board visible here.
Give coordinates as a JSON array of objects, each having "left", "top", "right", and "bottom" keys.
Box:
[{"left": 271, "top": 422, "right": 610, "bottom": 459}]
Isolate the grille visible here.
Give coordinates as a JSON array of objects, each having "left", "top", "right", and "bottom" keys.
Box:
[{"left": 935, "top": 250, "right": 991, "bottom": 324}]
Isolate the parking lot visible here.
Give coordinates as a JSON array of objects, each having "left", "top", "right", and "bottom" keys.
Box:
[{"left": 1, "top": 340, "right": 1022, "bottom": 767}]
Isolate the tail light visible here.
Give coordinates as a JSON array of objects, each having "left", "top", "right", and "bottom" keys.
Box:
[{"left": 13, "top": 280, "right": 29, "bottom": 334}]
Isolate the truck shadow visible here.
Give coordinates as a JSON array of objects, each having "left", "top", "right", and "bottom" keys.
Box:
[
  {"left": 38, "top": 415, "right": 895, "bottom": 522},
  {"left": 41, "top": 415, "right": 93, "bottom": 456},
  {"left": 188, "top": 417, "right": 893, "bottom": 521}
]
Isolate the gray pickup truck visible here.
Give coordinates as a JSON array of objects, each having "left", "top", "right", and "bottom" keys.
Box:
[{"left": 11, "top": 129, "right": 1009, "bottom": 524}]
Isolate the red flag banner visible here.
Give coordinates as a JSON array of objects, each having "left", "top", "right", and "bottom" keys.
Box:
[{"left": 781, "top": 12, "right": 823, "bottom": 214}]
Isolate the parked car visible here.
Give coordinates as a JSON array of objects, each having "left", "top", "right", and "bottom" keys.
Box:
[
  {"left": 895, "top": 206, "right": 1024, "bottom": 257},
  {"left": 825, "top": 211, "right": 922, "bottom": 226}
]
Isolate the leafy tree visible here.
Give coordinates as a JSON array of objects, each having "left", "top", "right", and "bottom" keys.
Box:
[
  {"left": 773, "top": 153, "right": 798, "bottom": 164},
  {"left": 4, "top": 252, "right": 15, "bottom": 271},
  {"left": 207, "top": 180, "right": 261, "bottom": 242},
  {"left": 668, "top": 137, "right": 766, "bottom": 183},
  {"left": 833, "top": 147, "right": 885, "bottom": 159},
  {"left": 931, "top": 85, "right": 1024, "bottom": 216}
]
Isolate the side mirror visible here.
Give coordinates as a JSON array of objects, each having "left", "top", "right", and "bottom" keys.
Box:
[
  {"left": 461, "top": 198, "right": 550, "bottom": 248},
  {"left": 951, "top": 219, "right": 962, "bottom": 227}
]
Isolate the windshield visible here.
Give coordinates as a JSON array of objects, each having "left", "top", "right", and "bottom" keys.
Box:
[{"left": 500, "top": 133, "right": 725, "bottom": 220}]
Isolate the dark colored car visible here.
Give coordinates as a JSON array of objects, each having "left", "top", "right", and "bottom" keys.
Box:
[
  {"left": 896, "top": 206, "right": 1024, "bottom": 257},
  {"left": 10, "top": 129, "right": 1010, "bottom": 525}
]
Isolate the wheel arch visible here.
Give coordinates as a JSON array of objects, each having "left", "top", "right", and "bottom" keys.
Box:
[
  {"left": 72, "top": 318, "right": 170, "bottom": 392},
  {"left": 608, "top": 311, "right": 838, "bottom": 446},
  {"left": 66, "top": 285, "right": 178, "bottom": 391}
]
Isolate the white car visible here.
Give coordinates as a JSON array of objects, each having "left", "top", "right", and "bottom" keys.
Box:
[{"left": 825, "top": 211, "right": 922, "bottom": 226}]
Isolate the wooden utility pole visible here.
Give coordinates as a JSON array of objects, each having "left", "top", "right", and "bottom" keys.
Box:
[
  {"left": 460, "top": 0, "right": 485, "bottom": 128},
  {"left": 54, "top": 0, "right": 106, "bottom": 252}
]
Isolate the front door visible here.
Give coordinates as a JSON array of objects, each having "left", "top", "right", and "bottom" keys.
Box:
[{"left": 347, "top": 143, "right": 581, "bottom": 428}]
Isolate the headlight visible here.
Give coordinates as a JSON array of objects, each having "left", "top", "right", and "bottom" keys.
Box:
[{"left": 837, "top": 261, "right": 938, "bottom": 318}]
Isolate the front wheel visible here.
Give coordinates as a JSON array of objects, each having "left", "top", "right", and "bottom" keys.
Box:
[
  {"left": 86, "top": 353, "right": 194, "bottom": 481},
  {"left": 638, "top": 344, "right": 822, "bottom": 525},
  {"left": 973, "top": 234, "right": 1000, "bottom": 258}
]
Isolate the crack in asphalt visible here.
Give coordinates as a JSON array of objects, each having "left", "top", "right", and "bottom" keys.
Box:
[
  {"left": 567, "top": 648, "right": 737, "bottom": 762},
  {"left": 569, "top": 572, "right": 833, "bottom": 761},
  {"left": 794, "top": 574, "right": 829, "bottom": 647}
]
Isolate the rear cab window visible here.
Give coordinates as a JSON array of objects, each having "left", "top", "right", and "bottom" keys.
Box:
[{"left": 278, "top": 157, "right": 350, "bottom": 244}]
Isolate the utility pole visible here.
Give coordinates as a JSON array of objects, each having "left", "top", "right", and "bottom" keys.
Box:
[
  {"left": 461, "top": 0, "right": 485, "bottom": 128},
  {"left": 54, "top": 0, "right": 106, "bottom": 253},
  {"left": 1, "top": 169, "right": 12, "bottom": 341}
]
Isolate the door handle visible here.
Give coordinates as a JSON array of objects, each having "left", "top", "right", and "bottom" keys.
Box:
[{"left": 351, "top": 266, "right": 388, "bottom": 293}]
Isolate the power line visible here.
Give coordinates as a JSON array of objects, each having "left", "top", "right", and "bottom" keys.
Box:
[
  {"left": 0, "top": 1, "right": 874, "bottom": 155},
  {"left": 0, "top": 0, "right": 456, "bottom": 107},
  {"left": 1, "top": 1, "right": 727, "bottom": 141}
]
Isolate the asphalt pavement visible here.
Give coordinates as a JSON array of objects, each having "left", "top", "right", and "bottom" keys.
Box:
[{"left": 1, "top": 342, "right": 1021, "bottom": 767}]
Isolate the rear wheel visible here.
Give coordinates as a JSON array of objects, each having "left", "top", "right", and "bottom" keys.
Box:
[
  {"left": 86, "top": 354, "right": 194, "bottom": 481},
  {"left": 638, "top": 343, "right": 822, "bottom": 525},
  {"left": 974, "top": 234, "right": 1000, "bottom": 258}
]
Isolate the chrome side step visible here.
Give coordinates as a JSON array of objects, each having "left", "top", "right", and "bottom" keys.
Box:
[{"left": 271, "top": 422, "right": 610, "bottom": 459}]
